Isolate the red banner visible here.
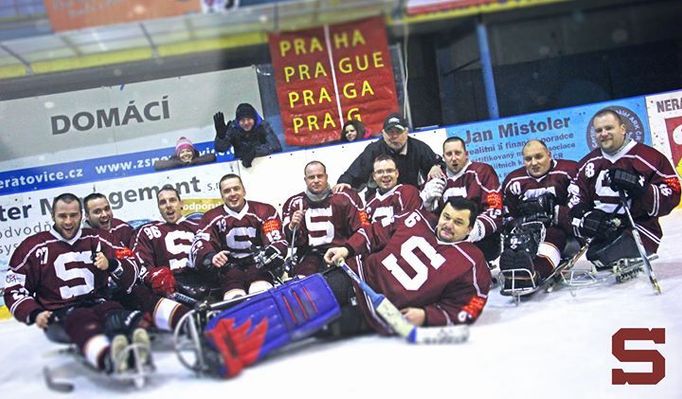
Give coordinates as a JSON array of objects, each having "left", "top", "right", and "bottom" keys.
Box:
[
  {"left": 664, "top": 116, "right": 682, "bottom": 172},
  {"left": 45, "top": 0, "right": 201, "bottom": 32},
  {"left": 268, "top": 17, "right": 398, "bottom": 147}
]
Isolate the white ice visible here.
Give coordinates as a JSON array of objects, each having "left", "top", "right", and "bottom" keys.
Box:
[{"left": 1, "top": 211, "right": 680, "bottom": 399}]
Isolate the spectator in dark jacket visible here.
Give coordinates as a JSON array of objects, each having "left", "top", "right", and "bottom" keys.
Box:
[
  {"left": 154, "top": 136, "right": 216, "bottom": 171},
  {"left": 213, "top": 103, "right": 282, "bottom": 168},
  {"left": 333, "top": 113, "right": 445, "bottom": 192}
]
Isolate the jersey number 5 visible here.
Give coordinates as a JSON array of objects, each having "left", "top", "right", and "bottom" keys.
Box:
[{"left": 381, "top": 236, "right": 446, "bottom": 291}]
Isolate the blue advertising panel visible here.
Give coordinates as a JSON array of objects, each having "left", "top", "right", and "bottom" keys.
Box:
[
  {"left": 444, "top": 97, "right": 649, "bottom": 181},
  {"left": 0, "top": 141, "right": 233, "bottom": 197}
]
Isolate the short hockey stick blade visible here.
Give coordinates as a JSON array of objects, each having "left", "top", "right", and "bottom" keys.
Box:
[
  {"left": 43, "top": 366, "right": 75, "bottom": 393},
  {"left": 408, "top": 325, "right": 470, "bottom": 344},
  {"left": 619, "top": 191, "right": 662, "bottom": 294}
]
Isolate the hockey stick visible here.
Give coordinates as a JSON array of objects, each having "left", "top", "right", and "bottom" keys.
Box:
[
  {"left": 618, "top": 191, "right": 662, "bottom": 294},
  {"left": 337, "top": 260, "right": 469, "bottom": 344},
  {"left": 43, "top": 365, "right": 75, "bottom": 393}
]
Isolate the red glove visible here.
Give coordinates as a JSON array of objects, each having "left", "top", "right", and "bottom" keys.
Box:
[{"left": 145, "top": 266, "right": 176, "bottom": 296}]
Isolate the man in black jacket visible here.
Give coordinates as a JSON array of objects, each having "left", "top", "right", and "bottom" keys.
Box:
[
  {"left": 214, "top": 103, "right": 282, "bottom": 168},
  {"left": 332, "top": 113, "right": 443, "bottom": 193}
]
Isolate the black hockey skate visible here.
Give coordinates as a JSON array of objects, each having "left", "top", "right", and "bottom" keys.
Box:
[{"left": 499, "top": 220, "right": 543, "bottom": 297}]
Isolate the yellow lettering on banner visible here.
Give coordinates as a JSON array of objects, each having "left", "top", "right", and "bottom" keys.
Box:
[
  {"left": 314, "top": 62, "right": 328, "bottom": 78},
  {"left": 292, "top": 112, "right": 338, "bottom": 133},
  {"left": 293, "top": 117, "right": 304, "bottom": 133},
  {"left": 279, "top": 37, "right": 324, "bottom": 57},
  {"left": 279, "top": 40, "right": 291, "bottom": 57},
  {"left": 310, "top": 38, "right": 324, "bottom": 53},
  {"left": 353, "top": 30, "right": 366, "bottom": 46},
  {"left": 307, "top": 115, "right": 320, "bottom": 131},
  {"left": 372, "top": 51, "right": 384, "bottom": 68},
  {"left": 299, "top": 64, "right": 310, "bottom": 80},
  {"left": 338, "top": 53, "right": 385, "bottom": 74},
  {"left": 343, "top": 81, "right": 375, "bottom": 99},
  {"left": 303, "top": 90, "right": 314, "bottom": 105},
  {"left": 334, "top": 32, "right": 348, "bottom": 49},
  {"left": 288, "top": 92, "right": 300, "bottom": 108},
  {"left": 289, "top": 88, "right": 333, "bottom": 107},
  {"left": 319, "top": 87, "right": 332, "bottom": 103},
  {"left": 284, "top": 66, "right": 295, "bottom": 82},
  {"left": 347, "top": 108, "right": 361, "bottom": 121},
  {"left": 323, "top": 113, "right": 336, "bottom": 130},
  {"left": 333, "top": 29, "right": 366, "bottom": 49},
  {"left": 294, "top": 39, "right": 306, "bottom": 55},
  {"left": 284, "top": 62, "right": 329, "bottom": 82}
]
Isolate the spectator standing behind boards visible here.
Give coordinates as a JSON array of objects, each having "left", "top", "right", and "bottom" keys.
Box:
[
  {"left": 213, "top": 103, "right": 282, "bottom": 168},
  {"left": 154, "top": 136, "right": 216, "bottom": 171},
  {"left": 333, "top": 113, "right": 444, "bottom": 192}
]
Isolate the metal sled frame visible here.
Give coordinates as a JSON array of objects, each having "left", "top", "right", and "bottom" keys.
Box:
[
  {"left": 500, "top": 267, "right": 539, "bottom": 304},
  {"left": 43, "top": 341, "right": 155, "bottom": 392},
  {"left": 557, "top": 254, "right": 658, "bottom": 295},
  {"left": 500, "top": 241, "right": 591, "bottom": 304},
  {"left": 173, "top": 291, "right": 266, "bottom": 375}
]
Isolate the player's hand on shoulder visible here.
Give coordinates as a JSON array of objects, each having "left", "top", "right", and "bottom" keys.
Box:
[
  {"left": 421, "top": 177, "right": 446, "bottom": 204},
  {"left": 428, "top": 165, "right": 445, "bottom": 180},
  {"left": 332, "top": 183, "right": 351, "bottom": 193}
]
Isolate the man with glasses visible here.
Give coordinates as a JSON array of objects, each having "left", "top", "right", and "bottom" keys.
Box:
[
  {"left": 365, "top": 154, "right": 422, "bottom": 226},
  {"left": 332, "top": 113, "right": 444, "bottom": 193}
]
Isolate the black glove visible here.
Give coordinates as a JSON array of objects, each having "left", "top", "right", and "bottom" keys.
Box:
[
  {"left": 579, "top": 210, "right": 622, "bottom": 240},
  {"left": 608, "top": 168, "right": 646, "bottom": 198},
  {"left": 258, "top": 245, "right": 285, "bottom": 273},
  {"left": 517, "top": 192, "right": 556, "bottom": 224},
  {"left": 241, "top": 146, "right": 256, "bottom": 168},
  {"left": 213, "top": 112, "right": 228, "bottom": 139}
]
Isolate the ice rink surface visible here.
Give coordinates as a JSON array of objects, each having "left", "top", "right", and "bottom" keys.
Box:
[{"left": 1, "top": 211, "right": 680, "bottom": 399}]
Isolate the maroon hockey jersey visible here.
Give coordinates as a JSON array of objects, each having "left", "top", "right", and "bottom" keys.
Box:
[
  {"left": 282, "top": 188, "right": 369, "bottom": 275},
  {"left": 365, "top": 184, "right": 422, "bottom": 226},
  {"left": 85, "top": 217, "right": 134, "bottom": 247},
  {"left": 131, "top": 218, "right": 199, "bottom": 272},
  {"left": 4, "top": 227, "right": 139, "bottom": 324},
  {"left": 435, "top": 161, "right": 503, "bottom": 239},
  {"left": 191, "top": 201, "right": 287, "bottom": 286},
  {"left": 345, "top": 209, "right": 491, "bottom": 332},
  {"left": 502, "top": 159, "right": 578, "bottom": 231},
  {"left": 568, "top": 140, "right": 681, "bottom": 252},
  {"left": 281, "top": 188, "right": 369, "bottom": 248}
]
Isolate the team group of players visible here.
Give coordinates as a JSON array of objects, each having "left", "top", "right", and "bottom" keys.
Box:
[{"left": 3, "top": 107, "right": 680, "bottom": 379}]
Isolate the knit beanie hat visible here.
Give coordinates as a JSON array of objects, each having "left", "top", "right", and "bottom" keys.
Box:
[
  {"left": 235, "top": 103, "right": 258, "bottom": 121},
  {"left": 175, "top": 136, "right": 194, "bottom": 156}
]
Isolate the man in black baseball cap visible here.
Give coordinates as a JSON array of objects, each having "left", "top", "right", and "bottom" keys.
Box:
[
  {"left": 383, "top": 113, "right": 408, "bottom": 132},
  {"left": 333, "top": 112, "right": 445, "bottom": 193}
]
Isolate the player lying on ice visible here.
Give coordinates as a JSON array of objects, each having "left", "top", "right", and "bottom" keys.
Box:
[
  {"left": 198, "top": 197, "right": 492, "bottom": 378},
  {"left": 3, "top": 193, "right": 153, "bottom": 375}
]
